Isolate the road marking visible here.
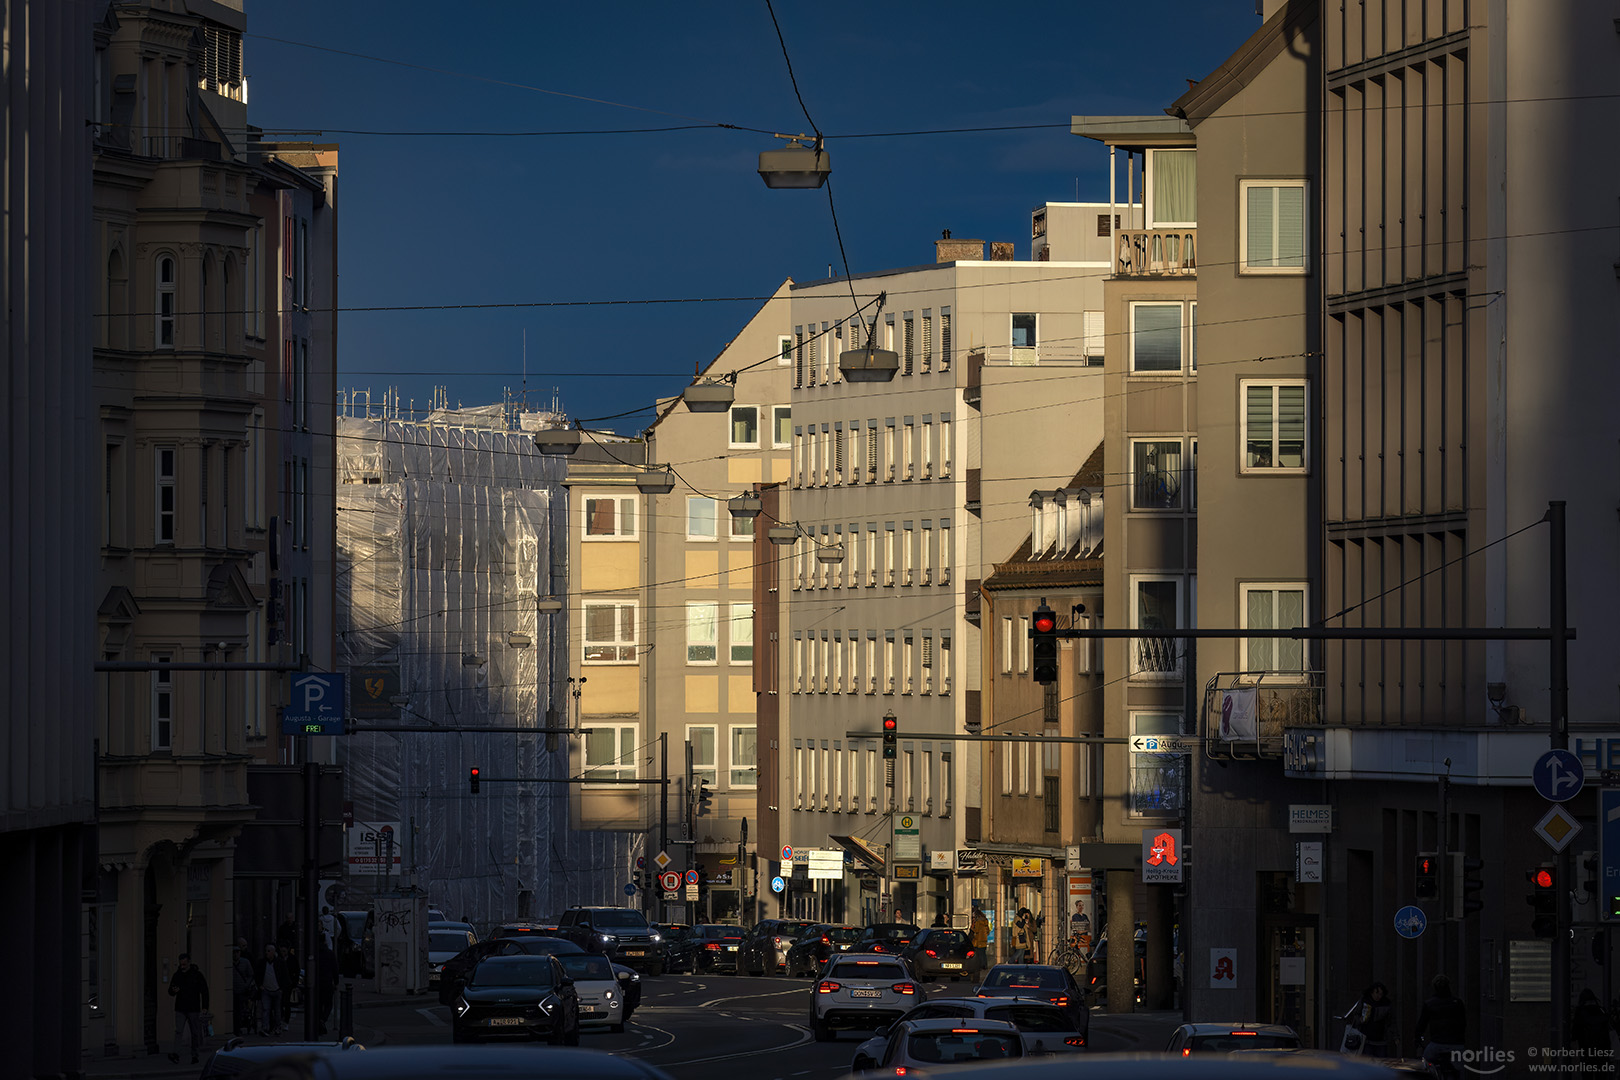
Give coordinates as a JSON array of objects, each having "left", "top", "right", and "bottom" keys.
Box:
[
  {"left": 652, "top": 1025, "right": 812, "bottom": 1068},
  {"left": 696, "top": 985, "right": 807, "bottom": 1009},
  {"left": 613, "top": 1019, "right": 676, "bottom": 1054},
  {"left": 415, "top": 1007, "right": 445, "bottom": 1027}
]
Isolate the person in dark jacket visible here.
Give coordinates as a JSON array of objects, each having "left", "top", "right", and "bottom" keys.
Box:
[
  {"left": 1342, "top": 981, "right": 1395, "bottom": 1056},
  {"left": 1572, "top": 989, "right": 1611, "bottom": 1071},
  {"left": 314, "top": 941, "right": 340, "bottom": 1036},
  {"left": 254, "top": 944, "right": 291, "bottom": 1037},
  {"left": 1415, "top": 975, "right": 1467, "bottom": 1074},
  {"left": 167, "top": 953, "right": 210, "bottom": 1064},
  {"left": 230, "top": 940, "right": 257, "bottom": 1036}
]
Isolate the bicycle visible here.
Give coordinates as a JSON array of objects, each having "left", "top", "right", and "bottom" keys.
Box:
[{"left": 1048, "top": 940, "right": 1085, "bottom": 977}]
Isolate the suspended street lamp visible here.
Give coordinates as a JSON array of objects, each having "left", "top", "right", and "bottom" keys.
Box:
[
  {"left": 636, "top": 467, "right": 676, "bottom": 495},
  {"left": 758, "top": 134, "right": 830, "bottom": 190}
]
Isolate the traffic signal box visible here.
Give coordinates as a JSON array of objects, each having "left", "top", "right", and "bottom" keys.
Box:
[
  {"left": 696, "top": 779, "right": 713, "bottom": 816},
  {"left": 1448, "top": 853, "right": 1485, "bottom": 919},
  {"left": 1528, "top": 866, "right": 1557, "bottom": 937},
  {"left": 469, "top": 767, "right": 481, "bottom": 794},
  {"left": 1032, "top": 603, "right": 1058, "bottom": 685},
  {"left": 1415, "top": 853, "right": 1439, "bottom": 900},
  {"left": 882, "top": 713, "right": 898, "bottom": 760}
]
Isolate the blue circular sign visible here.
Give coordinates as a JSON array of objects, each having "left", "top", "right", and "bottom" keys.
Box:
[
  {"left": 685, "top": 869, "right": 699, "bottom": 885},
  {"left": 624, "top": 882, "right": 637, "bottom": 895},
  {"left": 1533, "top": 749, "right": 1585, "bottom": 802},
  {"left": 771, "top": 875, "right": 786, "bottom": 893},
  {"left": 1394, "top": 905, "right": 1427, "bottom": 939}
]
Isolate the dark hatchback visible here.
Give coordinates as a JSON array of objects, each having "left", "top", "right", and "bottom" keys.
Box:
[
  {"left": 785, "top": 924, "right": 862, "bottom": 977},
  {"left": 853, "top": 922, "right": 921, "bottom": 956},
  {"left": 691, "top": 924, "right": 746, "bottom": 972},
  {"left": 898, "top": 927, "right": 982, "bottom": 981},
  {"left": 451, "top": 954, "right": 580, "bottom": 1045},
  {"left": 974, "top": 964, "right": 1090, "bottom": 1038}
]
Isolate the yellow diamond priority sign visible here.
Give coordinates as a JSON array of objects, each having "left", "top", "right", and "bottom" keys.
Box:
[
  {"left": 1535, "top": 803, "right": 1582, "bottom": 853},
  {"left": 654, "top": 850, "right": 672, "bottom": 870}
]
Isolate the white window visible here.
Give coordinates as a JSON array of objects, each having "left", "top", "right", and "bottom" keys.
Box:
[
  {"left": 1002, "top": 735, "right": 1015, "bottom": 796},
  {"left": 584, "top": 495, "right": 637, "bottom": 540},
  {"left": 687, "top": 496, "right": 718, "bottom": 540},
  {"left": 1129, "top": 712, "right": 1185, "bottom": 816},
  {"left": 865, "top": 528, "right": 878, "bottom": 586},
  {"left": 773, "top": 406, "right": 792, "bottom": 448},
  {"left": 921, "top": 312, "right": 933, "bottom": 372},
  {"left": 940, "top": 636, "right": 952, "bottom": 694},
  {"left": 686, "top": 601, "right": 718, "bottom": 664},
  {"left": 1000, "top": 617, "right": 1014, "bottom": 675},
  {"left": 1242, "top": 583, "right": 1309, "bottom": 673},
  {"left": 151, "top": 653, "right": 173, "bottom": 751},
  {"left": 1147, "top": 148, "right": 1197, "bottom": 228},
  {"left": 155, "top": 447, "right": 176, "bottom": 544},
  {"left": 778, "top": 334, "right": 792, "bottom": 366},
  {"left": 831, "top": 633, "right": 843, "bottom": 693},
  {"left": 883, "top": 635, "right": 895, "bottom": 694},
  {"left": 820, "top": 743, "right": 831, "bottom": 807},
  {"left": 865, "top": 426, "right": 878, "bottom": 482},
  {"left": 585, "top": 724, "right": 639, "bottom": 783},
  {"left": 1010, "top": 313, "right": 1038, "bottom": 364},
  {"left": 883, "top": 526, "right": 896, "bottom": 587},
  {"left": 902, "top": 525, "right": 914, "bottom": 585},
  {"left": 940, "top": 750, "right": 953, "bottom": 815},
  {"left": 939, "top": 521, "right": 951, "bottom": 584},
  {"left": 921, "top": 635, "right": 933, "bottom": 694},
  {"left": 1130, "top": 302, "right": 1185, "bottom": 373},
  {"left": 833, "top": 425, "right": 845, "bottom": 484},
  {"left": 1240, "top": 179, "right": 1308, "bottom": 273},
  {"left": 1130, "top": 577, "right": 1183, "bottom": 680},
  {"left": 902, "top": 747, "right": 914, "bottom": 809},
  {"left": 730, "top": 725, "right": 757, "bottom": 787},
  {"left": 1131, "top": 439, "right": 1185, "bottom": 510},
  {"left": 729, "top": 602, "right": 753, "bottom": 664},
  {"left": 865, "top": 743, "right": 877, "bottom": 810},
  {"left": 688, "top": 724, "right": 717, "bottom": 787},
  {"left": 156, "top": 255, "right": 176, "bottom": 348},
  {"left": 902, "top": 314, "right": 915, "bottom": 375},
  {"left": 792, "top": 635, "right": 804, "bottom": 693},
  {"left": 583, "top": 601, "right": 637, "bottom": 663},
  {"left": 1082, "top": 310, "right": 1105, "bottom": 363},
  {"left": 1076, "top": 615, "right": 1094, "bottom": 674},
  {"left": 921, "top": 524, "right": 934, "bottom": 584},
  {"left": 730, "top": 405, "right": 760, "bottom": 448},
  {"left": 793, "top": 427, "right": 804, "bottom": 486},
  {"left": 940, "top": 309, "right": 952, "bottom": 372},
  {"left": 902, "top": 635, "right": 914, "bottom": 695},
  {"left": 1242, "top": 381, "right": 1308, "bottom": 472},
  {"left": 921, "top": 748, "right": 933, "bottom": 812},
  {"left": 865, "top": 636, "right": 877, "bottom": 693},
  {"left": 883, "top": 424, "right": 895, "bottom": 482},
  {"left": 793, "top": 743, "right": 805, "bottom": 808},
  {"left": 833, "top": 743, "right": 844, "bottom": 810},
  {"left": 902, "top": 422, "right": 915, "bottom": 479},
  {"left": 1019, "top": 616, "right": 1031, "bottom": 674},
  {"left": 807, "top": 428, "right": 819, "bottom": 485}
]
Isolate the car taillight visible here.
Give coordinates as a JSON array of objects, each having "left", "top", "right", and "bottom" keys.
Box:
[
  {"left": 894, "top": 1068, "right": 909, "bottom": 1077},
  {"left": 925, "top": 949, "right": 937, "bottom": 957},
  {"left": 892, "top": 982, "right": 917, "bottom": 995},
  {"left": 1050, "top": 995, "right": 1068, "bottom": 1006},
  {"left": 1230, "top": 1031, "right": 1258, "bottom": 1036},
  {"left": 1066, "top": 1036, "right": 1086, "bottom": 1047},
  {"left": 1182, "top": 1048, "right": 1192, "bottom": 1057},
  {"left": 821, "top": 936, "right": 829, "bottom": 943},
  {"left": 816, "top": 981, "right": 841, "bottom": 993},
  {"left": 705, "top": 943, "right": 721, "bottom": 951},
  {"left": 965, "top": 949, "right": 975, "bottom": 958}
]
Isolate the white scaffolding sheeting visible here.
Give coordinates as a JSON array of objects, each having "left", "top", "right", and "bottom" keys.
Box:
[{"left": 335, "top": 411, "right": 637, "bottom": 922}]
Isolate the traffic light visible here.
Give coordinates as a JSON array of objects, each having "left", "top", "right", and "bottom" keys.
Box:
[
  {"left": 469, "top": 766, "right": 481, "bottom": 794},
  {"left": 1449, "top": 853, "right": 1485, "bottom": 918},
  {"left": 882, "top": 711, "right": 898, "bottom": 760},
  {"left": 1415, "top": 853, "right": 1439, "bottom": 900},
  {"left": 696, "top": 779, "right": 713, "bottom": 816},
  {"left": 1528, "top": 865, "right": 1557, "bottom": 936},
  {"left": 1032, "top": 602, "right": 1058, "bottom": 685}
]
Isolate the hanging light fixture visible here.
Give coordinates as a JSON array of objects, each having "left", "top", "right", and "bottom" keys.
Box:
[
  {"left": 767, "top": 525, "right": 799, "bottom": 546},
  {"left": 728, "top": 492, "right": 762, "bottom": 519},
  {"left": 839, "top": 291, "right": 898, "bottom": 382},
  {"left": 534, "top": 425, "right": 582, "bottom": 455},
  {"left": 636, "top": 467, "right": 675, "bottom": 495},
  {"left": 815, "top": 543, "right": 846, "bottom": 564},
  {"left": 683, "top": 364, "right": 736, "bottom": 413},
  {"left": 758, "top": 134, "right": 830, "bottom": 190}
]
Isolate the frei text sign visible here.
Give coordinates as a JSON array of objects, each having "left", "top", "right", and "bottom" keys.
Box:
[
  {"left": 1142, "top": 828, "right": 1183, "bottom": 884},
  {"left": 283, "top": 672, "right": 346, "bottom": 736}
]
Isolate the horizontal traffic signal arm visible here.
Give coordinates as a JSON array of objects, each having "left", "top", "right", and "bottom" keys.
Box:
[
  {"left": 461, "top": 776, "right": 672, "bottom": 785},
  {"left": 846, "top": 729, "right": 1132, "bottom": 744},
  {"left": 1048, "top": 626, "right": 1572, "bottom": 641}
]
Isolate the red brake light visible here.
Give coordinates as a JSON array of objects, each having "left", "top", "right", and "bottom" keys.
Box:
[
  {"left": 816, "top": 980, "right": 841, "bottom": 993},
  {"left": 1231, "top": 1031, "right": 1258, "bottom": 1036},
  {"left": 893, "top": 982, "right": 917, "bottom": 995},
  {"left": 1182, "top": 1048, "right": 1192, "bottom": 1057},
  {"left": 925, "top": 949, "right": 937, "bottom": 957},
  {"left": 965, "top": 949, "right": 975, "bottom": 958},
  {"left": 1051, "top": 995, "right": 1068, "bottom": 1006},
  {"left": 1066, "top": 1037, "right": 1086, "bottom": 1047},
  {"left": 821, "top": 936, "right": 829, "bottom": 943},
  {"left": 894, "top": 1069, "right": 908, "bottom": 1077},
  {"left": 705, "top": 943, "right": 720, "bottom": 950}
]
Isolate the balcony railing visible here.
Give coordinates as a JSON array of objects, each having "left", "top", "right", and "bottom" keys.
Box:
[
  {"left": 1200, "top": 670, "right": 1325, "bottom": 760},
  {"left": 1115, "top": 228, "right": 1197, "bottom": 276}
]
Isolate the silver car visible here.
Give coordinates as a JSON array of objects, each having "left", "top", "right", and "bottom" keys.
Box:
[
  {"left": 810, "top": 954, "right": 923, "bottom": 1041},
  {"left": 852, "top": 996, "right": 1086, "bottom": 1071},
  {"left": 871, "top": 1017, "right": 1024, "bottom": 1072},
  {"left": 556, "top": 953, "right": 627, "bottom": 1033}
]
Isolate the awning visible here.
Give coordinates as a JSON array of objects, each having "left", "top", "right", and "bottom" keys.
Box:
[{"left": 830, "top": 834, "right": 885, "bottom": 872}]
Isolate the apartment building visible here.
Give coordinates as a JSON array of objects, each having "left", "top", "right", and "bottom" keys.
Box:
[
  {"left": 2, "top": 3, "right": 97, "bottom": 1076},
  {"left": 779, "top": 226, "right": 1109, "bottom": 926}
]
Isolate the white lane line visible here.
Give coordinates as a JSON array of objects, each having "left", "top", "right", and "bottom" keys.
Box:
[
  {"left": 655, "top": 1025, "right": 813, "bottom": 1068},
  {"left": 415, "top": 1007, "right": 445, "bottom": 1027},
  {"left": 696, "top": 985, "right": 808, "bottom": 1009},
  {"left": 611, "top": 1019, "right": 677, "bottom": 1054}
]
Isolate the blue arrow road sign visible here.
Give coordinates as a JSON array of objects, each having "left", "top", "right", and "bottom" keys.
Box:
[
  {"left": 1394, "top": 905, "right": 1427, "bottom": 939},
  {"left": 282, "top": 673, "right": 346, "bottom": 735},
  {"left": 1603, "top": 789, "right": 1620, "bottom": 923},
  {"left": 771, "top": 876, "right": 785, "bottom": 893},
  {"left": 1533, "top": 749, "right": 1585, "bottom": 802},
  {"left": 624, "top": 882, "right": 637, "bottom": 896}
]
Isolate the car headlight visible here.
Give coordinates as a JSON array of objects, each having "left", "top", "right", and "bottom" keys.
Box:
[
  {"left": 430, "top": 963, "right": 443, "bottom": 973},
  {"left": 537, "top": 998, "right": 554, "bottom": 1015},
  {"left": 600, "top": 934, "right": 617, "bottom": 944},
  {"left": 649, "top": 932, "right": 663, "bottom": 943},
  {"left": 455, "top": 997, "right": 471, "bottom": 1018},
  {"left": 604, "top": 989, "right": 617, "bottom": 1001}
]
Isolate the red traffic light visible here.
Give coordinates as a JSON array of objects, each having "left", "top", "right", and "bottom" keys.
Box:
[
  {"left": 882, "top": 715, "right": 898, "bottom": 733},
  {"left": 470, "top": 767, "right": 480, "bottom": 779},
  {"left": 1033, "top": 612, "right": 1056, "bottom": 633},
  {"left": 1418, "top": 856, "right": 1434, "bottom": 875},
  {"left": 1533, "top": 868, "right": 1554, "bottom": 889}
]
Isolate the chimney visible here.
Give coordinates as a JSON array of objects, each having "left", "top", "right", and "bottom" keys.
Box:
[
  {"left": 989, "top": 241, "right": 1014, "bottom": 262},
  {"left": 936, "top": 230, "right": 985, "bottom": 263}
]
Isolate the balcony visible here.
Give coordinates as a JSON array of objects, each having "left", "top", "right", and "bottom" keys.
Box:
[
  {"left": 1114, "top": 228, "right": 1197, "bottom": 276},
  {"left": 963, "top": 350, "right": 984, "bottom": 409},
  {"left": 965, "top": 469, "right": 981, "bottom": 514},
  {"left": 1200, "top": 670, "right": 1325, "bottom": 760}
]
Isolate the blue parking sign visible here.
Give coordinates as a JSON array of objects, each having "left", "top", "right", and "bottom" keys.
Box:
[{"left": 281, "top": 672, "right": 346, "bottom": 735}]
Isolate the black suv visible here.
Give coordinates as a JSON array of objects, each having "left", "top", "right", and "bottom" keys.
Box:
[{"left": 556, "top": 906, "right": 667, "bottom": 975}]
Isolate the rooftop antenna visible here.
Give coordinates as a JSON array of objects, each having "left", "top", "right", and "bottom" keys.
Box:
[{"left": 522, "top": 328, "right": 528, "bottom": 410}]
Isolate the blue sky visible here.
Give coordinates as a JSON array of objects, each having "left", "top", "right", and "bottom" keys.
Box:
[{"left": 248, "top": 2, "right": 1262, "bottom": 432}]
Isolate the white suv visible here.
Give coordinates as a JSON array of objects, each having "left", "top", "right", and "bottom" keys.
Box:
[{"left": 810, "top": 954, "right": 923, "bottom": 1041}]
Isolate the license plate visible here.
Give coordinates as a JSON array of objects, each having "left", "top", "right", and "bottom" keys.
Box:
[
  {"left": 850, "top": 988, "right": 882, "bottom": 998},
  {"left": 622, "top": 949, "right": 645, "bottom": 956},
  {"left": 726, "top": 945, "right": 738, "bottom": 951},
  {"left": 943, "top": 963, "right": 962, "bottom": 969},
  {"left": 489, "top": 1017, "right": 525, "bottom": 1027}
]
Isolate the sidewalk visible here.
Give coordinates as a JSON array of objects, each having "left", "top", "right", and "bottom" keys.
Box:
[
  {"left": 1090, "top": 1009, "right": 1185, "bottom": 1051},
  {"left": 82, "top": 989, "right": 394, "bottom": 1080}
]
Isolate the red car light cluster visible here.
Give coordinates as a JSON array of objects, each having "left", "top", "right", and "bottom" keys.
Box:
[
  {"left": 816, "top": 981, "right": 840, "bottom": 993},
  {"left": 892, "top": 982, "right": 917, "bottom": 995},
  {"left": 1065, "top": 1036, "right": 1086, "bottom": 1047},
  {"left": 924, "top": 949, "right": 938, "bottom": 957}
]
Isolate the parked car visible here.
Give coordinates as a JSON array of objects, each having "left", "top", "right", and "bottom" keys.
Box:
[
  {"left": 853, "top": 922, "right": 920, "bottom": 956},
  {"left": 226, "top": 1046, "right": 677, "bottom": 1080},
  {"left": 850, "top": 996, "right": 1086, "bottom": 1071},
  {"left": 1165, "top": 1023, "right": 1302, "bottom": 1054},
  {"left": 427, "top": 927, "right": 477, "bottom": 988},
  {"left": 868, "top": 1017, "right": 1023, "bottom": 1071},
  {"left": 655, "top": 923, "right": 697, "bottom": 974},
  {"left": 200, "top": 1039, "right": 364, "bottom": 1078},
  {"left": 898, "top": 927, "right": 982, "bottom": 982},
  {"left": 741, "top": 918, "right": 816, "bottom": 976},
  {"left": 450, "top": 954, "right": 580, "bottom": 1046},
  {"left": 691, "top": 924, "right": 745, "bottom": 973},
  {"left": 335, "top": 911, "right": 371, "bottom": 978},
  {"left": 427, "top": 919, "right": 477, "bottom": 938},
  {"left": 556, "top": 951, "right": 630, "bottom": 1033},
  {"left": 427, "top": 907, "right": 446, "bottom": 923},
  {"left": 557, "top": 907, "right": 668, "bottom": 975},
  {"left": 809, "top": 954, "right": 923, "bottom": 1041},
  {"left": 973, "top": 964, "right": 1089, "bottom": 1036},
  {"left": 785, "top": 924, "right": 863, "bottom": 977},
  {"left": 489, "top": 921, "right": 561, "bottom": 941}
]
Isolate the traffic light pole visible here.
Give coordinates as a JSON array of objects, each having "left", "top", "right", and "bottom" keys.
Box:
[{"left": 1549, "top": 501, "right": 1571, "bottom": 1045}]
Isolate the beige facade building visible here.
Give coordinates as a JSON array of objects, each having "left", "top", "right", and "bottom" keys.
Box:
[{"left": 779, "top": 225, "right": 1109, "bottom": 926}]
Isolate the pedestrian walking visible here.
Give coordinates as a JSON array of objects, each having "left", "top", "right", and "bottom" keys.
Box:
[
  {"left": 255, "top": 944, "right": 289, "bottom": 1036},
  {"left": 166, "top": 952, "right": 209, "bottom": 1065},
  {"left": 969, "top": 906, "right": 989, "bottom": 953},
  {"left": 1011, "top": 908, "right": 1034, "bottom": 964},
  {"left": 1340, "top": 981, "right": 1394, "bottom": 1056},
  {"left": 230, "top": 939, "right": 258, "bottom": 1036},
  {"left": 275, "top": 914, "right": 301, "bottom": 1027},
  {"left": 314, "top": 941, "right": 340, "bottom": 1037},
  {"left": 1414, "top": 974, "right": 1466, "bottom": 1078},
  {"left": 319, "top": 906, "right": 338, "bottom": 952},
  {"left": 1572, "top": 989, "right": 1610, "bottom": 1074}
]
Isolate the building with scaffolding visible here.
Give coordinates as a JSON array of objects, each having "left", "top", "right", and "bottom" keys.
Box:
[{"left": 334, "top": 397, "right": 634, "bottom": 923}]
